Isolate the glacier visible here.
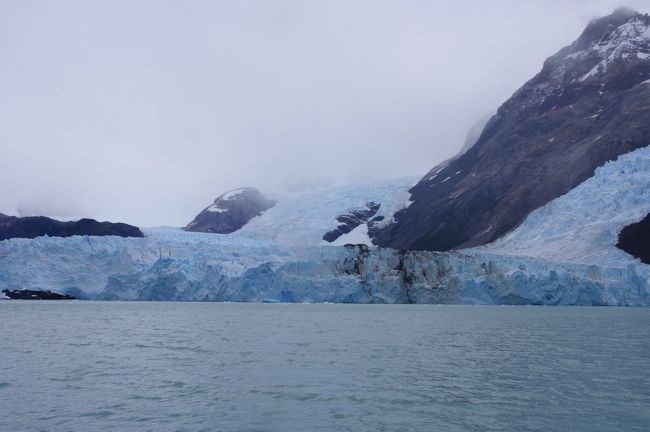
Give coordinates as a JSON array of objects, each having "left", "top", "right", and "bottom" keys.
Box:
[
  {"left": 0, "top": 158, "right": 649, "bottom": 305},
  {"left": 234, "top": 176, "right": 418, "bottom": 246},
  {"left": 0, "top": 228, "right": 647, "bottom": 305},
  {"left": 482, "top": 145, "right": 650, "bottom": 266}
]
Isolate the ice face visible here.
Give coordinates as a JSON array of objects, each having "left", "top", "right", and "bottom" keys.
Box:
[
  {"left": 482, "top": 145, "right": 650, "bottom": 267},
  {"left": 0, "top": 226, "right": 647, "bottom": 305},
  {"left": 0, "top": 152, "right": 649, "bottom": 306}
]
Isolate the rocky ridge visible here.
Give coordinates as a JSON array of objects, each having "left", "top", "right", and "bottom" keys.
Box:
[
  {"left": 186, "top": 187, "right": 276, "bottom": 234},
  {"left": 0, "top": 214, "right": 143, "bottom": 241}
]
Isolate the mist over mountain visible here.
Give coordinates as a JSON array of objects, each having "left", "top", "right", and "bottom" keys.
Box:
[
  {"left": 1, "top": 1, "right": 648, "bottom": 226},
  {"left": 372, "top": 7, "right": 650, "bottom": 251}
]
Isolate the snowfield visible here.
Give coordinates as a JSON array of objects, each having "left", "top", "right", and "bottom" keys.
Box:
[
  {"left": 234, "top": 176, "right": 418, "bottom": 245},
  {"left": 0, "top": 155, "right": 649, "bottom": 305}
]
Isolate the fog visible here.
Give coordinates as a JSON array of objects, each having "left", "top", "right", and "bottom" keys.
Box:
[{"left": 0, "top": 0, "right": 647, "bottom": 226}]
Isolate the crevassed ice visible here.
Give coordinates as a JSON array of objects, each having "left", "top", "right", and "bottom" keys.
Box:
[
  {"left": 0, "top": 226, "right": 647, "bottom": 305},
  {"left": 482, "top": 145, "right": 650, "bottom": 266}
]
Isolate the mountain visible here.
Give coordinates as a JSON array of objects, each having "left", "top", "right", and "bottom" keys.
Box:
[
  {"left": 1, "top": 8, "right": 649, "bottom": 305},
  {"left": 185, "top": 177, "right": 416, "bottom": 244},
  {"left": 0, "top": 214, "right": 143, "bottom": 241},
  {"left": 185, "top": 187, "right": 276, "bottom": 234},
  {"left": 372, "top": 8, "right": 650, "bottom": 251}
]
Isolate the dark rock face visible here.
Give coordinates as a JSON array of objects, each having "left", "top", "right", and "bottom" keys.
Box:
[
  {"left": 373, "top": 8, "right": 650, "bottom": 251},
  {"left": 323, "top": 201, "right": 380, "bottom": 242},
  {"left": 2, "top": 289, "right": 76, "bottom": 300},
  {"left": 617, "top": 213, "right": 650, "bottom": 264},
  {"left": 0, "top": 214, "right": 143, "bottom": 241},
  {"left": 186, "top": 187, "right": 276, "bottom": 234}
]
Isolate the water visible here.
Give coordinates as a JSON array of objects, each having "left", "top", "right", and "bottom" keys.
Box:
[{"left": 1, "top": 302, "right": 649, "bottom": 432}]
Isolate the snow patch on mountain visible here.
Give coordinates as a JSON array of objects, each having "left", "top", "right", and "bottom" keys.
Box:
[
  {"left": 482, "top": 145, "right": 650, "bottom": 267},
  {"left": 204, "top": 188, "right": 257, "bottom": 213},
  {"left": 221, "top": 188, "right": 247, "bottom": 201},
  {"left": 207, "top": 204, "right": 227, "bottom": 213},
  {"left": 206, "top": 188, "right": 249, "bottom": 213},
  {"left": 577, "top": 16, "right": 650, "bottom": 82}
]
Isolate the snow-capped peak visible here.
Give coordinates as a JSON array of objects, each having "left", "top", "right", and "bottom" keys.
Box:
[
  {"left": 220, "top": 188, "right": 248, "bottom": 201},
  {"left": 574, "top": 14, "right": 650, "bottom": 82},
  {"left": 206, "top": 188, "right": 256, "bottom": 213},
  {"left": 505, "top": 9, "right": 650, "bottom": 112}
]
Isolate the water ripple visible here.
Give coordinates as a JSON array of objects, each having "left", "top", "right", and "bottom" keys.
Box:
[{"left": 0, "top": 302, "right": 649, "bottom": 432}]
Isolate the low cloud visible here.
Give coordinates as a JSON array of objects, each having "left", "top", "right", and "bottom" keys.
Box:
[{"left": 0, "top": 0, "right": 647, "bottom": 226}]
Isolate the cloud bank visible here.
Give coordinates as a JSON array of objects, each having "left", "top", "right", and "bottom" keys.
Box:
[{"left": 0, "top": 0, "right": 647, "bottom": 226}]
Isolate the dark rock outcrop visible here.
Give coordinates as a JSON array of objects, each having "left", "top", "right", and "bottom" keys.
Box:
[
  {"left": 0, "top": 214, "right": 143, "bottom": 241},
  {"left": 323, "top": 201, "right": 380, "bottom": 242},
  {"left": 617, "top": 213, "right": 650, "bottom": 264},
  {"left": 2, "top": 289, "right": 76, "bottom": 300},
  {"left": 373, "top": 8, "right": 650, "bottom": 251},
  {"left": 186, "top": 187, "right": 276, "bottom": 234}
]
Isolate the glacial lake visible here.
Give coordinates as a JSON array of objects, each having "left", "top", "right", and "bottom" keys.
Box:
[{"left": 1, "top": 302, "right": 649, "bottom": 432}]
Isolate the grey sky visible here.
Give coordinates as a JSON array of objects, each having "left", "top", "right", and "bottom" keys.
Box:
[{"left": 1, "top": 0, "right": 647, "bottom": 226}]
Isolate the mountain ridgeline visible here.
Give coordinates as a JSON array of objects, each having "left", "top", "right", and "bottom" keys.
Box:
[
  {"left": 0, "top": 214, "right": 143, "bottom": 241},
  {"left": 372, "top": 8, "right": 650, "bottom": 251}
]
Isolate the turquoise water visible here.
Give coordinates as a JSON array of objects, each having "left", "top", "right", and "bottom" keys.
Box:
[{"left": 1, "top": 302, "right": 649, "bottom": 431}]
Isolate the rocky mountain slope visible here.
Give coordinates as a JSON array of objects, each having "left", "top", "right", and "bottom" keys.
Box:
[
  {"left": 372, "top": 8, "right": 650, "bottom": 251},
  {"left": 185, "top": 187, "right": 276, "bottom": 234},
  {"left": 0, "top": 214, "right": 143, "bottom": 240}
]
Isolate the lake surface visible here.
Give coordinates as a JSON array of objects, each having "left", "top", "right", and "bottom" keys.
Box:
[{"left": 1, "top": 302, "right": 649, "bottom": 432}]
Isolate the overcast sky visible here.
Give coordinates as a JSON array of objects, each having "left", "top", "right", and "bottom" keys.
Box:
[{"left": 0, "top": 1, "right": 647, "bottom": 226}]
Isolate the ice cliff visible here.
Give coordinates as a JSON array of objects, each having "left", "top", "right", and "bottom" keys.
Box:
[
  {"left": 0, "top": 227, "right": 647, "bottom": 305},
  {"left": 0, "top": 150, "right": 648, "bottom": 305}
]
